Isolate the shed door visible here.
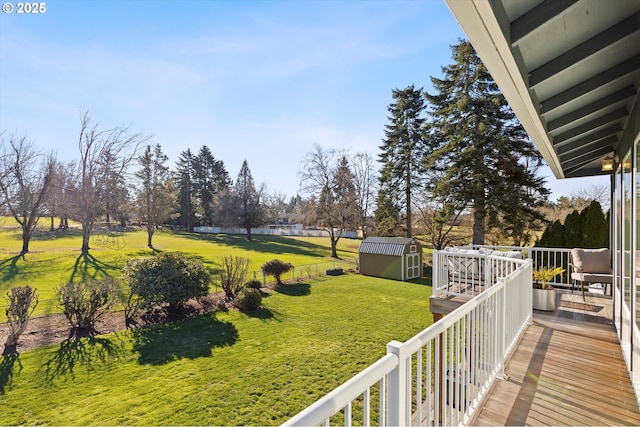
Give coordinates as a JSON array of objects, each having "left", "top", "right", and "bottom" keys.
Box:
[{"left": 406, "top": 254, "right": 420, "bottom": 279}]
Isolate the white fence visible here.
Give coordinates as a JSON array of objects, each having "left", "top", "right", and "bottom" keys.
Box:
[
  {"left": 283, "top": 256, "right": 532, "bottom": 426},
  {"left": 194, "top": 226, "right": 359, "bottom": 239}
]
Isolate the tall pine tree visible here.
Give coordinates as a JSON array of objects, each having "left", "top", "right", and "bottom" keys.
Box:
[
  {"left": 136, "top": 144, "right": 173, "bottom": 248},
  {"left": 377, "top": 85, "right": 427, "bottom": 237},
  {"left": 193, "top": 146, "right": 230, "bottom": 226},
  {"left": 174, "top": 149, "right": 196, "bottom": 232},
  {"left": 235, "top": 160, "right": 264, "bottom": 241},
  {"left": 425, "top": 40, "right": 549, "bottom": 245}
]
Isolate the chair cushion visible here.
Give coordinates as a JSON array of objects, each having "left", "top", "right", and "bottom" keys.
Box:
[
  {"left": 571, "top": 248, "right": 612, "bottom": 274},
  {"left": 571, "top": 272, "right": 613, "bottom": 283}
]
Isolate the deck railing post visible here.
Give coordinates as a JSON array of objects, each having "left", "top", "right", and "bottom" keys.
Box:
[
  {"left": 386, "top": 340, "right": 407, "bottom": 426},
  {"left": 498, "top": 278, "right": 507, "bottom": 379}
]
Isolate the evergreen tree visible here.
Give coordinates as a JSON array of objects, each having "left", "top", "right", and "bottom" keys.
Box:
[
  {"left": 235, "top": 160, "right": 264, "bottom": 241},
  {"left": 377, "top": 85, "right": 427, "bottom": 237},
  {"left": 425, "top": 40, "right": 549, "bottom": 245},
  {"left": 581, "top": 200, "right": 608, "bottom": 248},
  {"left": 374, "top": 181, "right": 402, "bottom": 236},
  {"left": 563, "top": 210, "right": 583, "bottom": 248},
  {"left": 174, "top": 149, "right": 196, "bottom": 232},
  {"left": 135, "top": 144, "right": 173, "bottom": 248},
  {"left": 193, "top": 146, "right": 230, "bottom": 226},
  {"left": 537, "top": 220, "right": 565, "bottom": 248}
]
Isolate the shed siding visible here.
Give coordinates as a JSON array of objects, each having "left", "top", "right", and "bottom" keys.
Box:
[
  {"left": 358, "top": 237, "right": 423, "bottom": 281},
  {"left": 359, "top": 253, "right": 403, "bottom": 281}
]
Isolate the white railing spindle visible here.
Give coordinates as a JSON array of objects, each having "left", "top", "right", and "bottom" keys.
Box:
[{"left": 284, "top": 251, "right": 533, "bottom": 427}]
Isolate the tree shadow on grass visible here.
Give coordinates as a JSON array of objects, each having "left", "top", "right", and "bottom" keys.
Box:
[
  {"left": 244, "top": 307, "right": 281, "bottom": 322},
  {"left": 44, "top": 334, "right": 126, "bottom": 382},
  {"left": 132, "top": 313, "right": 238, "bottom": 366},
  {"left": 0, "top": 255, "right": 23, "bottom": 282},
  {"left": 69, "top": 253, "right": 119, "bottom": 283},
  {"left": 175, "top": 232, "right": 327, "bottom": 258},
  {"left": 0, "top": 349, "right": 22, "bottom": 394},
  {"left": 274, "top": 283, "right": 311, "bottom": 297}
]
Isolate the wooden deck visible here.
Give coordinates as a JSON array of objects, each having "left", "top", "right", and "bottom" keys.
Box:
[{"left": 470, "top": 290, "right": 640, "bottom": 426}]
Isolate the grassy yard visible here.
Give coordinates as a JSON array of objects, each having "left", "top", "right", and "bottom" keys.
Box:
[
  {"left": 0, "top": 273, "right": 433, "bottom": 425},
  {"left": 0, "top": 221, "right": 360, "bottom": 318}
]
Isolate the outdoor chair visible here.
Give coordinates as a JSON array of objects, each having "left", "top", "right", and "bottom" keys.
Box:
[{"left": 569, "top": 248, "right": 613, "bottom": 300}]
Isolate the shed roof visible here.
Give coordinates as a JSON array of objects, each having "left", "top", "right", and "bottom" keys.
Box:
[{"left": 359, "top": 237, "right": 419, "bottom": 256}]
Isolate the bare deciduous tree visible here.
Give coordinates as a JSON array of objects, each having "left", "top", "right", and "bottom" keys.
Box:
[
  {"left": 218, "top": 255, "right": 251, "bottom": 301},
  {"left": 262, "top": 190, "right": 288, "bottom": 224},
  {"left": 571, "top": 184, "right": 610, "bottom": 211},
  {"left": 43, "top": 160, "right": 77, "bottom": 231},
  {"left": 351, "top": 151, "right": 377, "bottom": 238},
  {"left": 75, "top": 111, "right": 147, "bottom": 255},
  {"left": 0, "top": 133, "right": 55, "bottom": 255},
  {"left": 414, "top": 192, "right": 468, "bottom": 250},
  {"left": 300, "top": 144, "right": 358, "bottom": 258}
]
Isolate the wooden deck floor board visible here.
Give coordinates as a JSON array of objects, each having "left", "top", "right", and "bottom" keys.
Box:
[{"left": 469, "top": 290, "right": 640, "bottom": 426}]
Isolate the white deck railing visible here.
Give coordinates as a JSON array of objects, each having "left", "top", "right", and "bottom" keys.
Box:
[
  {"left": 433, "top": 250, "right": 526, "bottom": 297},
  {"left": 472, "top": 245, "right": 574, "bottom": 289},
  {"left": 283, "top": 256, "right": 532, "bottom": 427},
  {"left": 432, "top": 245, "right": 574, "bottom": 295}
]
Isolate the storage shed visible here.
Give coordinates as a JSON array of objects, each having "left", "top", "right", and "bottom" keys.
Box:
[{"left": 358, "top": 237, "right": 423, "bottom": 281}]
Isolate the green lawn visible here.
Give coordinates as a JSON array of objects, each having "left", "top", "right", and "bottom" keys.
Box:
[
  {"left": 0, "top": 223, "right": 360, "bottom": 318},
  {"left": 0, "top": 274, "right": 433, "bottom": 425}
]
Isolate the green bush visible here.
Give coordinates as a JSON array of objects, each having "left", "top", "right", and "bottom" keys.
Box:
[
  {"left": 235, "top": 288, "right": 262, "bottom": 312},
  {"left": 245, "top": 279, "right": 263, "bottom": 290},
  {"left": 57, "top": 278, "right": 120, "bottom": 330},
  {"left": 123, "top": 252, "right": 211, "bottom": 310},
  {"left": 261, "top": 259, "right": 294, "bottom": 285}
]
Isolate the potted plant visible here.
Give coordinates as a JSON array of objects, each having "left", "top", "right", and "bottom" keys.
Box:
[{"left": 532, "top": 266, "right": 565, "bottom": 311}]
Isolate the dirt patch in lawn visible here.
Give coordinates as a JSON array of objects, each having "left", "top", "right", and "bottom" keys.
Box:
[{"left": 0, "top": 292, "right": 238, "bottom": 355}]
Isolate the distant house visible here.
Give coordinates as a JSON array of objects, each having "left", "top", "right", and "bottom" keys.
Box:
[{"left": 358, "top": 237, "right": 423, "bottom": 281}]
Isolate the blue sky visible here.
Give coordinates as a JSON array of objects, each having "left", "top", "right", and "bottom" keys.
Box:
[{"left": 0, "top": 0, "right": 606, "bottom": 200}]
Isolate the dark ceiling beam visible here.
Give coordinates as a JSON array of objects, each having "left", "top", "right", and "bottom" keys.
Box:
[
  {"left": 554, "top": 125, "right": 622, "bottom": 154},
  {"left": 562, "top": 153, "right": 606, "bottom": 171},
  {"left": 510, "top": 0, "right": 579, "bottom": 43},
  {"left": 563, "top": 147, "right": 614, "bottom": 175},
  {"left": 558, "top": 135, "right": 618, "bottom": 162},
  {"left": 562, "top": 154, "right": 608, "bottom": 172},
  {"left": 564, "top": 166, "right": 610, "bottom": 178},
  {"left": 560, "top": 139, "right": 614, "bottom": 168},
  {"left": 546, "top": 86, "right": 637, "bottom": 131},
  {"left": 553, "top": 108, "right": 628, "bottom": 144},
  {"left": 540, "top": 55, "right": 640, "bottom": 114},
  {"left": 529, "top": 12, "right": 640, "bottom": 87}
]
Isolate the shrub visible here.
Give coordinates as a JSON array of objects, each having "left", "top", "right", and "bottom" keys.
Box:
[
  {"left": 245, "top": 279, "right": 263, "bottom": 290},
  {"left": 218, "top": 256, "right": 251, "bottom": 301},
  {"left": 5, "top": 285, "right": 39, "bottom": 346},
  {"left": 261, "top": 259, "right": 294, "bottom": 285},
  {"left": 57, "top": 278, "right": 120, "bottom": 330},
  {"left": 123, "top": 252, "right": 211, "bottom": 310},
  {"left": 235, "top": 288, "right": 262, "bottom": 312}
]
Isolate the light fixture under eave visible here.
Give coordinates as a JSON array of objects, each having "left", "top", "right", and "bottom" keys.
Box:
[{"left": 601, "top": 158, "right": 615, "bottom": 172}]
